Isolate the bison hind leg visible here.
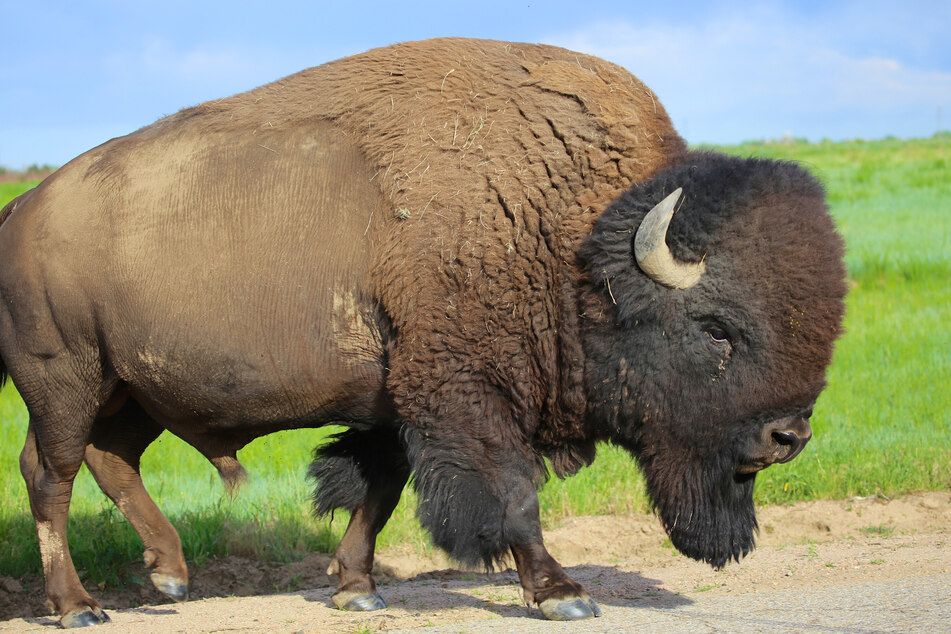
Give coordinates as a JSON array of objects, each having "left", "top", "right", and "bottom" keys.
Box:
[
  {"left": 84, "top": 400, "right": 189, "bottom": 603},
  {"left": 16, "top": 361, "right": 111, "bottom": 625}
]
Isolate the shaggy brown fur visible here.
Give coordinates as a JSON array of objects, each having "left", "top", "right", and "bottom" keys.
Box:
[{"left": 151, "top": 37, "right": 688, "bottom": 469}]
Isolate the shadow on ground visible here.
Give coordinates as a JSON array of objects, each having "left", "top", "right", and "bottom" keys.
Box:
[{"left": 302, "top": 563, "right": 692, "bottom": 621}]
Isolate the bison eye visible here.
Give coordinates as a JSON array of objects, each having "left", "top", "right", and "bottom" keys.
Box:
[
  {"left": 700, "top": 319, "right": 736, "bottom": 356},
  {"left": 705, "top": 326, "right": 731, "bottom": 348}
]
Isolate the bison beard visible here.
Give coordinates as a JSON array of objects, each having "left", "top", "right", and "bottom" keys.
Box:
[{"left": 639, "top": 449, "right": 758, "bottom": 568}]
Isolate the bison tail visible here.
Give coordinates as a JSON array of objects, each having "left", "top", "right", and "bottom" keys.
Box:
[
  {"left": 0, "top": 306, "right": 5, "bottom": 390},
  {"left": 0, "top": 190, "right": 43, "bottom": 391},
  {"left": 0, "top": 193, "right": 26, "bottom": 392}
]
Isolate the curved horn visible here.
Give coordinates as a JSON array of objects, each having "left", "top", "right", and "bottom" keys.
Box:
[{"left": 634, "top": 187, "right": 705, "bottom": 289}]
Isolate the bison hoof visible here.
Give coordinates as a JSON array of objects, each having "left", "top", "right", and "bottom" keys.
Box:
[
  {"left": 333, "top": 591, "right": 387, "bottom": 611},
  {"left": 60, "top": 606, "right": 111, "bottom": 628},
  {"left": 538, "top": 596, "right": 602, "bottom": 621},
  {"left": 150, "top": 573, "right": 189, "bottom": 602}
]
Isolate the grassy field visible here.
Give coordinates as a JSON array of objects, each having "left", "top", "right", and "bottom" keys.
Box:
[{"left": 0, "top": 135, "right": 948, "bottom": 585}]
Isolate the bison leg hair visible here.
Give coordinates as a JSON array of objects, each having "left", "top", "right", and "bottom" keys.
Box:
[
  {"left": 402, "top": 424, "right": 600, "bottom": 619},
  {"left": 83, "top": 400, "right": 189, "bottom": 602},
  {"left": 19, "top": 399, "right": 110, "bottom": 626},
  {"left": 309, "top": 428, "right": 409, "bottom": 610},
  {"left": 402, "top": 425, "right": 524, "bottom": 568}
]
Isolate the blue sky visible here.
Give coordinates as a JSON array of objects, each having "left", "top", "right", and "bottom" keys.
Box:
[{"left": 2, "top": 0, "right": 949, "bottom": 168}]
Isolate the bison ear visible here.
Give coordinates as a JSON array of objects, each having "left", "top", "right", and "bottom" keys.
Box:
[{"left": 633, "top": 188, "right": 705, "bottom": 289}]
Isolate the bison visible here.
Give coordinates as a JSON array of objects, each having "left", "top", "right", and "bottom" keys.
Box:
[{"left": 0, "top": 37, "right": 846, "bottom": 627}]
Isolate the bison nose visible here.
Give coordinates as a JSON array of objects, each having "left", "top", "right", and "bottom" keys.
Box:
[
  {"left": 738, "top": 416, "right": 812, "bottom": 474},
  {"left": 762, "top": 416, "right": 812, "bottom": 464},
  {"left": 770, "top": 428, "right": 808, "bottom": 463},
  {"left": 772, "top": 429, "right": 801, "bottom": 449}
]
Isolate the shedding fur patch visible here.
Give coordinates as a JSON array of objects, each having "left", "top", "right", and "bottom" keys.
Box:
[
  {"left": 331, "top": 289, "right": 381, "bottom": 365},
  {"left": 36, "top": 521, "right": 64, "bottom": 578}
]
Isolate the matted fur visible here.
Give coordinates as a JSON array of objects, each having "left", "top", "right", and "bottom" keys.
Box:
[{"left": 142, "top": 36, "right": 688, "bottom": 473}]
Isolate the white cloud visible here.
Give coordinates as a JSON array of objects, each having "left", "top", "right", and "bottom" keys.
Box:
[
  {"left": 814, "top": 50, "right": 951, "bottom": 110},
  {"left": 144, "top": 38, "right": 240, "bottom": 78},
  {"left": 104, "top": 36, "right": 279, "bottom": 85},
  {"left": 543, "top": 10, "right": 951, "bottom": 142}
]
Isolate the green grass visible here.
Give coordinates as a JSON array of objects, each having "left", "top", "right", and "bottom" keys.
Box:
[
  {"left": 1, "top": 134, "right": 949, "bottom": 585},
  {"left": 0, "top": 181, "right": 42, "bottom": 204}
]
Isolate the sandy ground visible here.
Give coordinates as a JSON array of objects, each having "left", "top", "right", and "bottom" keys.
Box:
[{"left": 1, "top": 491, "right": 948, "bottom": 631}]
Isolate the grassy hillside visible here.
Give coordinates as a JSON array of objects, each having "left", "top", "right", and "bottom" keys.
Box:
[{"left": 0, "top": 135, "right": 948, "bottom": 583}]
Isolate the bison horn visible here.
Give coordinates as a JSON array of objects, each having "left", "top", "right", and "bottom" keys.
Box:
[{"left": 634, "top": 187, "right": 705, "bottom": 289}]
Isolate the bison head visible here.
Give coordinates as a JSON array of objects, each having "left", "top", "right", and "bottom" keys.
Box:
[{"left": 580, "top": 151, "right": 847, "bottom": 568}]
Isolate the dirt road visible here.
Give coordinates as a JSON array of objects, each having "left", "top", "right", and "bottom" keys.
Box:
[{"left": 2, "top": 492, "right": 948, "bottom": 632}]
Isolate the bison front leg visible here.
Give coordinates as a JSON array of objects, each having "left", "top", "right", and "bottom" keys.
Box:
[
  {"left": 83, "top": 400, "right": 189, "bottom": 603},
  {"left": 510, "top": 543, "right": 601, "bottom": 620},
  {"left": 489, "top": 484, "right": 600, "bottom": 620},
  {"left": 309, "top": 427, "right": 410, "bottom": 611},
  {"left": 403, "top": 427, "right": 601, "bottom": 621}
]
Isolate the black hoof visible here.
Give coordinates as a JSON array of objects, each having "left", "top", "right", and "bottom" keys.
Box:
[
  {"left": 151, "top": 573, "right": 189, "bottom": 602},
  {"left": 60, "top": 606, "right": 111, "bottom": 628},
  {"left": 538, "top": 596, "right": 602, "bottom": 621},
  {"left": 334, "top": 591, "right": 387, "bottom": 611}
]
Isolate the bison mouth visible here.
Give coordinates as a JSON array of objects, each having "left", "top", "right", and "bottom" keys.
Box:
[{"left": 736, "top": 415, "right": 812, "bottom": 475}]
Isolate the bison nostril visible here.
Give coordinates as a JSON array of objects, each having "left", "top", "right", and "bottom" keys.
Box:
[
  {"left": 772, "top": 430, "right": 799, "bottom": 446},
  {"left": 743, "top": 418, "right": 812, "bottom": 471}
]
